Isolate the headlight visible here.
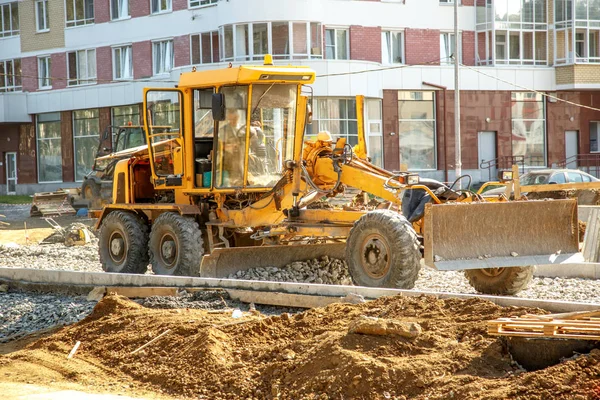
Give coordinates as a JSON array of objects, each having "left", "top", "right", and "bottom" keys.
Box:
[
  {"left": 407, "top": 174, "right": 420, "bottom": 185},
  {"left": 499, "top": 170, "right": 513, "bottom": 182}
]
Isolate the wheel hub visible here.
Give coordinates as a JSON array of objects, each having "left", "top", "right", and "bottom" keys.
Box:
[
  {"left": 361, "top": 234, "right": 391, "bottom": 279},
  {"left": 159, "top": 233, "right": 178, "bottom": 269},
  {"left": 480, "top": 267, "right": 506, "bottom": 277},
  {"left": 109, "top": 232, "right": 125, "bottom": 263}
]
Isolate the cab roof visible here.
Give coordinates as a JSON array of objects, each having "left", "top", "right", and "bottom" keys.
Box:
[{"left": 178, "top": 63, "right": 316, "bottom": 89}]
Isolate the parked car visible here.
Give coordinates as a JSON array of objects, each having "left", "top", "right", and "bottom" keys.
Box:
[{"left": 484, "top": 169, "right": 599, "bottom": 197}]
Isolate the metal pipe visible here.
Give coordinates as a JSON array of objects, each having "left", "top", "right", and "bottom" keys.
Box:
[{"left": 454, "top": 0, "right": 462, "bottom": 189}]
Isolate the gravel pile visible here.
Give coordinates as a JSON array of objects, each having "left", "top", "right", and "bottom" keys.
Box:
[
  {"left": 0, "top": 291, "right": 95, "bottom": 343},
  {"left": 227, "top": 256, "right": 353, "bottom": 285},
  {"left": 0, "top": 243, "right": 102, "bottom": 272}
]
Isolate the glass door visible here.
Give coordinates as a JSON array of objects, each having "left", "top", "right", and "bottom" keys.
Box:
[{"left": 6, "top": 152, "right": 17, "bottom": 194}]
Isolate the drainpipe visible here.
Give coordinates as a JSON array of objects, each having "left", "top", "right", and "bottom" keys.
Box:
[{"left": 423, "top": 81, "right": 448, "bottom": 182}]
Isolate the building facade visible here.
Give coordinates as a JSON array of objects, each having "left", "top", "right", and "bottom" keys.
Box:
[{"left": 1, "top": 0, "right": 600, "bottom": 194}]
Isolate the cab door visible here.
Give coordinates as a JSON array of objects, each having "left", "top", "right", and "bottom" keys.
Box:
[{"left": 143, "top": 89, "right": 185, "bottom": 188}]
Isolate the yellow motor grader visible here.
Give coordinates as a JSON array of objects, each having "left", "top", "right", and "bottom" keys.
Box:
[{"left": 93, "top": 56, "right": 581, "bottom": 295}]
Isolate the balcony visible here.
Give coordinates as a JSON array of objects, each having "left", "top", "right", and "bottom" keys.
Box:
[{"left": 555, "top": 64, "right": 600, "bottom": 89}]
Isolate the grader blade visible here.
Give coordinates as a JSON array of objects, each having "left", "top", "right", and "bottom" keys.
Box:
[
  {"left": 423, "top": 199, "right": 583, "bottom": 271},
  {"left": 200, "top": 243, "right": 346, "bottom": 278}
]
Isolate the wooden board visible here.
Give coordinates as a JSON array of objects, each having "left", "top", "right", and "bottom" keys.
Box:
[{"left": 488, "top": 312, "right": 600, "bottom": 340}]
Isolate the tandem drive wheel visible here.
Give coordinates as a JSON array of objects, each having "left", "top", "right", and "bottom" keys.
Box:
[
  {"left": 149, "top": 212, "right": 203, "bottom": 277},
  {"left": 99, "top": 211, "right": 149, "bottom": 274},
  {"left": 346, "top": 210, "right": 421, "bottom": 289},
  {"left": 464, "top": 266, "right": 534, "bottom": 295}
]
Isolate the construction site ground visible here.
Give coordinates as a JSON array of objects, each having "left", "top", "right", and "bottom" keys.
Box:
[
  {"left": 1, "top": 293, "right": 600, "bottom": 400},
  {"left": 1, "top": 203, "right": 600, "bottom": 399}
]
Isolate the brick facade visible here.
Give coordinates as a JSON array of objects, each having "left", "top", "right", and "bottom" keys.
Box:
[
  {"left": 131, "top": 0, "right": 150, "bottom": 18},
  {"left": 461, "top": 31, "right": 475, "bottom": 66},
  {"left": 50, "top": 53, "right": 67, "bottom": 90},
  {"left": 21, "top": 56, "right": 38, "bottom": 92},
  {"left": 95, "top": 0, "right": 111, "bottom": 24},
  {"left": 174, "top": 35, "right": 191, "bottom": 68},
  {"left": 133, "top": 41, "right": 153, "bottom": 79},
  {"left": 173, "top": 0, "right": 188, "bottom": 11},
  {"left": 350, "top": 26, "right": 382, "bottom": 63},
  {"left": 96, "top": 46, "right": 113, "bottom": 83},
  {"left": 19, "top": 0, "right": 66, "bottom": 52},
  {"left": 404, "top": 28, "right": 440, "bottom": 65}
]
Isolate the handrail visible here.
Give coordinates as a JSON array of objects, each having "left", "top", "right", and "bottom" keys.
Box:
[
  {"left": 479, "top": 156, "right": 525, "bottom": 181},
  {"left": 556, "top": 154, "right": 600, "bottom": 178}
]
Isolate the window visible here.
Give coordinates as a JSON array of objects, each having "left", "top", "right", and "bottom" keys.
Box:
[
  {"left": 67, "top": 49, "right": 96, "bottom": 86},
  {"left": 0, "top": 59, "right": 22, "bottom": 92},
  {"left": 191, "top": 31, "right": 219, "bottom": 64},
  {"left": 153, "top": 40, "right": 173, "bottom": 75},
  {"left": 111, "top": 0, "right": 129, "bottom": 20},
  {"left": 366, "top": 99, "right": 383, "bottom": 167},
  {"left": 37, "top": 112, "right": 62, "bottom": 183},
  {"left": 309, "top": 98, "right": 358, "bottom": 145},
  {"left": 73, "top": 109, "right": 100, "bottom": 181},
  {"left": 0, "top": 2, "right": 19, "bottom": 37},
  {"left": 511, "top": 92, "right": 545, "bottom": 167},
  {"left": 189, "top": 0, "right": 217, "bottom": 8},
  {"left": 36, "top": 0, "right": 49, "bottom": 32},
  {"left": 382, "top": 31, "right": 404, "bottom": 64},
  {"left": 66, "top": 0, "right": 94, "bottom": 27},
  {"left": 112, "top": 105, "right": 140, "bottom": 127},
  {"left": 325, "top": 28, "right": 349, "bottom": 60},
  {"left": 151, "top": 0, "right": 171, "bottom": 14},
  {"left": 398, "top": 91, "right": 436, "bottom": 170},
  {"left": 549, "top": 173, "right": 566, "bottom": 184},
  {"left": 38, "top": 56, "right": 51, "bottom": 89},
  {"left": 567, "top": 172, "right": 583, "bottom": 183},
  {"left": 219, "top": 22, "right": 322, "bottom": 62},
  {"left": 440, "top": 32, "right": 461, "bottom": 64},
  {"left": 113, "top": 45, "right": 132, "bottom": 80},
  {"left": 590, "top": 121, "right": 600, "bottom": 152}
]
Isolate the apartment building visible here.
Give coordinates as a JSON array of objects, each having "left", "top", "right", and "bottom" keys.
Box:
[{"left": 0, "top": 0, "right": 600, "bottom": 194}]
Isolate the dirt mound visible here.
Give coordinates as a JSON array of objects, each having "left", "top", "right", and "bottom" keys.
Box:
[{"left": 2, "top": 294, "right": 600, "bottom": 399}]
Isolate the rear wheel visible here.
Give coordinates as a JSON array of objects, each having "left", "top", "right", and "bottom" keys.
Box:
[
  {"left": 346, "top": 210, "right": 421, "bottom": 289},
  {"left": 82, "top": 179, "right": 101, "bottom": 208},
  {"left": 99, "top": 211, "right": 149, "bottom": 273},
  {"left": 464, "top": 266, "right": 534, "bottom": 295},
  {"left": 149, "top": 212, "right": 203, "bottom": 276}
]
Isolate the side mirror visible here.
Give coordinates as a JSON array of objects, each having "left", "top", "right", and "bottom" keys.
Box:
[
  {"left": 212, "top": 93, "right": 226, "bottom": 121},
  {"left": 306, "top": 103, "right": 313, "bottom": 124}
]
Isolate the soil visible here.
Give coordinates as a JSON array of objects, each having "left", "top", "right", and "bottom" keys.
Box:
[{"left": 1, "top": 294, "right": 600, "bottom": 399}]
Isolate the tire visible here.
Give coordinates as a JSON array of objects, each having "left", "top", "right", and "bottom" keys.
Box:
[
  {"left": 99, "top": 211, "right": 149, "bottom": 274},
  {"left": 82, "top": 179, "right": 101, "bottom": 200},
  {"left": 464, "top": 266, "right": 534, "bottom": 295},
  {"left": 82, "top": 179, "right": 102, "bottom": 209},
  {"left": 149, "top": 212, "right": 203, "bottom": 277},
  {"left": 346, "top": 210, "right": 421, "bottom": 289}
]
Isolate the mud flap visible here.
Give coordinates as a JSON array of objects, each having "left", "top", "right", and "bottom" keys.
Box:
[
  {"left": 200, "top": 243, "right": 346, "bottom": 278},
  {"left": 423, "top": 199, "right": 583, "bottom": 271}
]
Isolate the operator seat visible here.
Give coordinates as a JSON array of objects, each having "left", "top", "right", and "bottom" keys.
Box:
[{"left": 402, "top": 178, "right": 458, "bottom": 223}]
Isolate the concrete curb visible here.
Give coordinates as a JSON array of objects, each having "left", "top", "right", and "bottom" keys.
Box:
[
  {"left": 1, "top": 268, "right": 600, "bottom": 313},
  {"left": 535, "top": 263, "right": 600, "bottom": 279}
]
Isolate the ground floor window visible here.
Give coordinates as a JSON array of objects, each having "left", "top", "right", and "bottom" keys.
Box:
[
  {"left": 398, "top": 91, "right": 436, "bottom": 170},
  {"left": 511, "top": 92, "right": 545, "bottom": 167},
  {"left": 37, "top": 112, "right": 62, "bottom": 183},
  {"left": 73, "top": 109, "right": 100, "bottom": 181},
  {"left": 308, "top": 98, "right": 358, "bottom": 145},
  {"left": 112, "top": 105, "right": 140, "bottom": 127},
  {"left": 591, "top": 122, "right": 600, "bottom": 152}
]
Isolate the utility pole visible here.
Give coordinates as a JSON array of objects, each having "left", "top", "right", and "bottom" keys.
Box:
[{"left": 454, "top": 0, "right": 462, "bottom": 188}]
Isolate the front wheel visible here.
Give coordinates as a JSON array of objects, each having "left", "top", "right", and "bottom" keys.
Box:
[
  {"left": 149, "top": 212, "right": 203, "bottom": 276},
  {"left": 99, "top": 211, "right": 149, "bottom": 273},
  {"left": 346, "top": 210, "right": 421, "bottom": 289},
  {"left": 464, "top": 266, "right": 534, "bottom": 295}
]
